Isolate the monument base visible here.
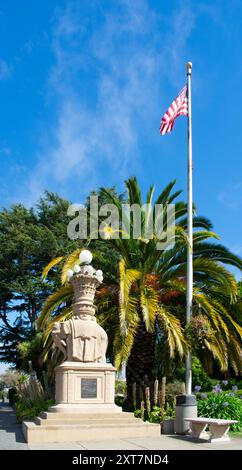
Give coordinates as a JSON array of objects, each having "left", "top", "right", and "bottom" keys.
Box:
[
  {"left": 23, "top": 360, "right": 161, "bottom": 443},
  {"left": 22, "top": 413, "right": 161, "bottom": 444},
  {"left": 48, "top": 403, "right": 122, "bottom": 414},
  {"left": 54, "top": 361, "right": 118, "bottom": 409}
]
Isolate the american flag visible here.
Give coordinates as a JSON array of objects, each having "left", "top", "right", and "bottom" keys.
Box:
[{"left": 160, "top": 85, "right": 188, "bottom": 135}]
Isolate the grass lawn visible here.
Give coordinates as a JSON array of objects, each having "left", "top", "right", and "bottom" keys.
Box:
[{"left": 229, "top": 431, "right": 242, "bottom": 438}]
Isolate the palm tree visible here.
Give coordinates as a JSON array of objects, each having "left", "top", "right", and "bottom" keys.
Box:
[
  {"left": 98, "top": 178, "right": 242, "bottom": 405},
  {"left": 38, "top": 178, "right": 242, "bottom": 406}
]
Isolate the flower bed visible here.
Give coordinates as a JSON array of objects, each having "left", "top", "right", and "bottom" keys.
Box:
[{"left": 195, "top": 382, "right": 242, "bottom": 432}]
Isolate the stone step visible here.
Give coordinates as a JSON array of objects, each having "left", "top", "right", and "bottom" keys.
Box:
[
  {"left": 23, "top": 420, "right": 161, "bottom": 444},
  {"left": 40, "top": 411, "right": 130, "bottom": 420},
  {"left": 35, "top": 417, "right": 141, "bottom": 426},
  {"left": 34, "top": 422, "right": 158, "bottom": 430}
]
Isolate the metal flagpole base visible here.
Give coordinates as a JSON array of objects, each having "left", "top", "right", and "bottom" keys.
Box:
[{"left": 174, "top": 394, "right": 197, "bottom": 434}]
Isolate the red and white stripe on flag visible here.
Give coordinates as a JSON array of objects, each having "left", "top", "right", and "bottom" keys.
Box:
[{"left": 160, "top": 85, "right": 188, "bottom": 135}]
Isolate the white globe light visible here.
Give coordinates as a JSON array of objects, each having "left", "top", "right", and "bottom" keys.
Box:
[
  {"left": 84, "top": 265, "right": 94, "bottom": 275},
  {"left": 73, "top": 264, "right": 81, "bottom": 273},
  {"left": 79, "top": 249, "right": 92, "bottom": 265},
  {"left": 67, "top": 269, "right": 74, "bottom": 279},
  {"left": 95, "top": 269, "right": 103, "bottom": 277}
]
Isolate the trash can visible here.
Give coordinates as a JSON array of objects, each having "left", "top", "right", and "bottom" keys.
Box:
[{"left": 174, "top": 394, "right": 197, "bottom": 434}]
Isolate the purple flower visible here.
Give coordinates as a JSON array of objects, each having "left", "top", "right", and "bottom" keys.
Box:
[
  {"left": 239, "top": 395, "right": 242, "bottom": 400},
  {"left": 222, "top": 402, "right": 229, "bottom": 407},
  {"left": 222, "top": 380, "right": 228, "bottom": 386},
  {"left": 201, "top": 393, "right": 207, "bottom": 399},
  {"left": 232, "top": 385, "right": 238, "bottom": 391},
  {"left": 229, "top": 392, "right": 235, "bottom": 397},
  {"left": 194, "top": 385, "right": 201, "bottom": 392}
]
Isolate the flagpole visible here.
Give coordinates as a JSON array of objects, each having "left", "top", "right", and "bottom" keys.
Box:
[{"left": 186, "top": 61, "right": 193, "bottom": 396}]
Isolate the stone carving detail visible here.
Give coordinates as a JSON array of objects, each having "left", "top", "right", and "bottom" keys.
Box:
[{"left": 52, "top": 258, "right": 108, "bottom": 363}]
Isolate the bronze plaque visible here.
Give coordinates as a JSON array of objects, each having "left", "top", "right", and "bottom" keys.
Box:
[{"left": 81, "top": 378, "right": 97, "bottom": 398}]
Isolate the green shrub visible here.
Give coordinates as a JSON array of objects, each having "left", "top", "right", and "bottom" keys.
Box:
[
  {"left": 15, "top": 398, "right": 54, "bottom": 422},
  {"left": 115, "top": 395, "right": 125, "bottom": 408},
  {"left": 196, "top": 388, "right": 242, "bottom": 400},
  {"left": 166, "top": 381, "right": 184, "bottom": 403},
  {"left": 13, "top": 369, "right": 54, "bottom": 422},
  {"left": 134, "top": 409, "right": 142, "bottom": 419},
  {"left": 175, "top": 357, "right": 216, "bottom": 391},
  {"left": 149, "top": 406, "right": 162, "bottom": 423},
  {"left": 226, "top": 379, "right": 242, "bottom": 390},
  {"left": 15, "top": 372, "right": 53, "bottom": 406},
  {"left": 115, "top": 379, "right": 126, "bottom": 396},
  {"left": 191, "top": 357, "right": 217, "bottom": 391},
  {"left": 197, "top": 392, "right": 242, "bottom": 432},
  {"left": 8, "top": 387, "right": 18, "bottom": 406},
  {"left": 134, "top": 404, "right": 174, "bottom": 423}
]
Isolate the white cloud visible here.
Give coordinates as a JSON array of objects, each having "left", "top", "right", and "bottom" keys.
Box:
[
  {"left": 0, "top": 146, "right": 11, "bottom": 157},
  {"left": 218, "top": 182, "right": 242, "bottom": 210},
  {"left": 162, "top": 5, "right": 195, "bottom": 86},
  {"left": 231, "top": 245, "right": 242, "bottom": 256},
  {"left": 0, "top": 59, "right": 11, "bottom": 80},
  {"left": 26, "top": 0, "right": 205, "bottom": 203}
]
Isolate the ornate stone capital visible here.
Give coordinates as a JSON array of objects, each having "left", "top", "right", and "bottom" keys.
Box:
[
  {"left": 70, "top": 273, "right": 100, "bottom": 317},
  {"left": 52, "top": 255, "right": 107, "bottom": 363}
]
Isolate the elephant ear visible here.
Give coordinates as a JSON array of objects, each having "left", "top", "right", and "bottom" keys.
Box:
[
  {"left": 52, "top": 324, "right": 67, "bottom": 359},
  {"left": 52, "top": 322, "right": 60, "bottom": 333}
]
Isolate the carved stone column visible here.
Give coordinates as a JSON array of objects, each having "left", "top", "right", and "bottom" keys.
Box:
[{"left": 50, "top": 250, "right": 121, "bottom": 414}]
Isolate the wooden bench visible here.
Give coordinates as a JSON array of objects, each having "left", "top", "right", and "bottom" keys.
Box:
[{"left": 184, "top": 417, "right": 238, "bottom": 442}]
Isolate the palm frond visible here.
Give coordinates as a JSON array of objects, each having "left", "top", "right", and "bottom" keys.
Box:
[
  {"left": 42, "top": 256, "right": 64, "bottom": 280},
  {"left": 157, "top": 306, "right": 185, "bottom": 358},
  {"left": 193, "top": 231, "right": 219, "bottom": 243},
  {"left": 38, "top": 285, "right": 72, "bottom": 330},
  {"left": 42, "top": 307, "right": 72, "bottom": 345},
  {"left": 119, "top": 259, "right": 141, "bottom": 335},
  {"left": 203, "top": 336, "right": 228, "bottom": 371},
  {"left": 114, "top": 314, "right": 140, "bottom": 370},
  {"left": 179, "top": 216, "right": 213, "bottom": 230},
  {"left": 125, "top": 176, "right": 142, "bottom": 206},
  {"left": 193, "top": 293, "right": 220, "bottom": 330},
  {"left": 140, "top": 285, "right": 159, "bottom": 332},
  {"left": 61, "top": 249, "right": 81, "bottom": 284},
  {"left": 154, "top": 179, "right": 177, "bottom": 205},
  {"left": 193, "top": 242, "right": 242, "bottom": 270}
]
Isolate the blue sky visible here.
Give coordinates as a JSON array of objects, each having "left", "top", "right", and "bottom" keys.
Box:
[{"left": 0, "top": 1, "right": 242, "bottom": 372}]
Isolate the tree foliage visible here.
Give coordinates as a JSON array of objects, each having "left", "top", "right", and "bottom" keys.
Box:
[{"left": 0, "top": 192, "right": 80, "bottom": 366}]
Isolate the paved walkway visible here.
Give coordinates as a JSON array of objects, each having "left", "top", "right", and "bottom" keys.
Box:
[
  {"left": 0, "top": 403, "right": 242, "bottom": 450},
  {"left": 0, "top": 403, "right": 28, "bottom": 450}
]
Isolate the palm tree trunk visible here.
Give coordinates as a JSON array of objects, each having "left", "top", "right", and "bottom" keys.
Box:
[{"left": 126, "top": 322, "right": 155, "bottom": 409}]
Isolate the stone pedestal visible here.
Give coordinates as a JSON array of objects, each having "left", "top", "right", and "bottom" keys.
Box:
[{"left": 52, "top": 361, "right": 121, "bottom": 414}]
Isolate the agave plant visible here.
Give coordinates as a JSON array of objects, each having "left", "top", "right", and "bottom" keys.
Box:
[{"left": 38, "top": 178, "right": 242, "bottom": 406}]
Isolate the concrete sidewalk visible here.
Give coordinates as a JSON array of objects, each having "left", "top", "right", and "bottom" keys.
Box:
[
  {"left": 27, "top": 435, "right": 242, "bottom": 451},
  {"left": 1, "top": 403, "right": 242, "bottom": 451},
  {"left": 0, "top": 403, "right": 28, "bottom": 450}
]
